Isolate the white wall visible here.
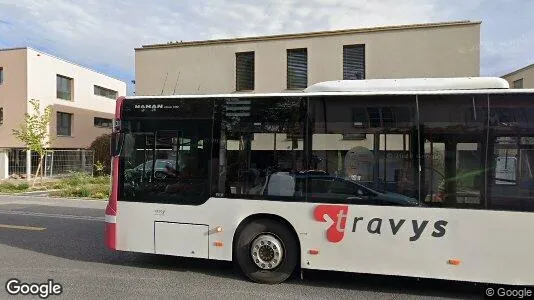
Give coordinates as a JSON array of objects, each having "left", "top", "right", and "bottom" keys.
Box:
[
  {"left": 26, "top": 48, "right": 126, "bottom": 148},
  {"left": 0, "top": 150, "right": 8, "bottom": 179}
]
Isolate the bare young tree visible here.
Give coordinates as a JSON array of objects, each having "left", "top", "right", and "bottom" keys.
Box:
[{"left": 12, "top": 99, "right": 52, "bottom": 186}]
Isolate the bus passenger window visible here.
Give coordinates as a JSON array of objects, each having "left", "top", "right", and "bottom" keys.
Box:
[
  {"left": 216, "top": 96, "right": 307, "bottom": 201},
  {"left": 419, "top": 94, "right": 487, "bottom": 209},
  {"left": 488, "top": 94, "right": 534, "bottom": 212},
  {"left": 308, "top": 95, "right": 419, "bottom": 206}
]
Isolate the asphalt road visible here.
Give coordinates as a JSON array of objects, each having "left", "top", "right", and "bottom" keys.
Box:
[{"left": 0, "top": 195, "right": 493, "bottom": 299}]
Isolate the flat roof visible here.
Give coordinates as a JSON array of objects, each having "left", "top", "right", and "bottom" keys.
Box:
[
  {"left": 137, "top": 20, "right": 480, "bottom": 51},
  {"left": 0, "top": 47, "right": 126, "bottom": 84},
  {"left": 502, "top": 62, "right": 534, "bottom": 78},
  {"left": 0, "top": 47, "right": 27, "bottom": 52}
]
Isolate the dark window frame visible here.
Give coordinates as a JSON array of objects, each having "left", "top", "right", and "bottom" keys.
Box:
[
  {"left": 94, "top": 85, "right": 118, "bottom": 99},
  {"left": 286, "top": 48, "right": 308, "bottom": 90},
  {"left": 56, "top": 74, "right": 73, "bottom": 101},
  {"left": 235, "top": 51, "right": 255, "bottom": 91},
  {"left": 343, "top": 44, "right": 365, "bottom": 80},
  {"left": 94, "top": 117, "right": 113, "bottom": 128},
  {"left": 0, "top": 67, "right": 4, "bottom": 85},
  {"left": 56, "top": 111, "right": 72, "bottom": 136},
  {"left": 513, "top": 78, "right": 524, "bottom": 89}
]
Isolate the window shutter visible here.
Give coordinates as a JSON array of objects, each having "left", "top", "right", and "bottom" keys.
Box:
[
  {"left": 236, "top": 52, "right": 254, "bottom": 91},
  {"left": 287, "top": 48, "right": 307, "bottom": 89},
  {"left": 343, "top": 44, "right": 365, "bottom": 80},
  {"left": 513, "top": 78, "right": 523, "bottom": 89}
]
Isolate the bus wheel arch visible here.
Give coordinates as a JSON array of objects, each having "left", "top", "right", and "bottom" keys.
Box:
[{"left": 232, "top": 214, "right": 301, "bottom": 284}]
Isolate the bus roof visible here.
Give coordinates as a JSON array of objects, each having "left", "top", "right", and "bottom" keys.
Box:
[
  {"left": 125, "top": 77, "right": 534, "bottom": 100},
  {"left": 303, "top": 77, "right": 509, "bottom": 92}
]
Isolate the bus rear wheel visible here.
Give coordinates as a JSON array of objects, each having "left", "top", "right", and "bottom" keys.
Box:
[{"left": 234, "top": 219, "right": 298, "bottom": 284}]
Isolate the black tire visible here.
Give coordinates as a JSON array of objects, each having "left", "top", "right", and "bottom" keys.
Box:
[{"left": 234, "top": 218, "right": 298, "bottom": 284}]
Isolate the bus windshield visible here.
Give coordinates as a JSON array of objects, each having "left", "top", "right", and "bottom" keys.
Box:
[{"left": 119, "top": 121, "right": 214, "bottom": 205}]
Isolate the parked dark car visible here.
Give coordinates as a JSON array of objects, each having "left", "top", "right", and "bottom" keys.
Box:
[{"left": 262, "top": 171, "right": 421, "bottom": 206}]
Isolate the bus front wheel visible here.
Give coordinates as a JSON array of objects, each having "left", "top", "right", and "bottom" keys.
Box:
[{"left": 234, "top": 218, "right": 298, "bottom": 284}]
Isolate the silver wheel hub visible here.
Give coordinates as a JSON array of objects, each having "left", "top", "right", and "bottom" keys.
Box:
[{"left": 250, "top": 234, "right": 283, "bottom": 270}]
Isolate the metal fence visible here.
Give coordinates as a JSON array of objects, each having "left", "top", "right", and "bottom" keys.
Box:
[
  {"left": 7, "top": 149, "right": 27, "bottom": 177},
  {"left": 7, "top": 149, "right": 94, "bottom": 178}
]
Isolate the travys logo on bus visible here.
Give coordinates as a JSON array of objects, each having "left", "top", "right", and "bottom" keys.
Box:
[{"left": 313, "top": 205, "right": 448, "bottom": 243}]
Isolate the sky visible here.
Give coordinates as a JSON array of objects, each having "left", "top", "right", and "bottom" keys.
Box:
[{"left": 0, "top": 0, "right": 532, "bottom": 95}]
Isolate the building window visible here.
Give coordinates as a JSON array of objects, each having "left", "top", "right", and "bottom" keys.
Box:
[
  {"left": 513, "top": 78, "right": 524, "bottom": 88},
  {"left": 0, "top": 107, "right": 3, "bottom": 125},
  {"left": 94, "top": 117, "right": 112, "bottom": 128},
  {"left": 57, "top": 112, "right": 72, "bottom": 136},
  {"left": 0, "top": 67, "right": 3, "bottom": 84},
  {"left": 57, "top": 75, "right": 73, "bottom": 100},
  {"left": 287, "top": 48, "right": 307, "bottom": 89},
  {"left": 235, "top": 51, "right": 254, "bottom": 91},
  {"left": 343, "top": 44, "right": 365, "bottom": 80},
  {"left": 94, "top": 85, "right": 118, "bottom": 99}
]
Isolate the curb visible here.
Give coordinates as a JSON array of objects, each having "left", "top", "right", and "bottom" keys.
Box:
[
  {"left": 17, "top": 189, "right": 62, "bottom": 196},
  {"left": 0, "top": 194, "right": 108, "bottom": 202},
  {"left": 46, "top": 196, "right": 108, "bottom": 201}
]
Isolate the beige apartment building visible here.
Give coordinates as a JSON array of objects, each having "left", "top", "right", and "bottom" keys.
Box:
[
  {"left": 502, "top": 62, "right": 534, "bottom": 88},
  {"left": 0, "top": 47, "right": 126, "bottom": 178},
  {"left": 135, "top": 20, "right": 480, "bottom": 95}
]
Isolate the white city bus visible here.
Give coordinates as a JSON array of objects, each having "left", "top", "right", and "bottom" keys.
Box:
[{"left": 105, "top": 77, "right": 534, "bottom": 285}]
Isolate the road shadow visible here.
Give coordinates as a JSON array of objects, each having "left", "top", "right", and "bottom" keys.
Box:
[
  {"left": 0, "top": 209, "right": 509, "bottom": 298},
  {"left": 289, "top": 270, "right": 490, "bottom": 299}
]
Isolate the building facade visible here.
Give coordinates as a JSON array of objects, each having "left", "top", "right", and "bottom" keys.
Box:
[
  {"left": 0, "top": 47, "right": 126, "bottom": 178},
  {"left": 502, "top": 63, "right": 534, "bottom": 89},
  {"left": 135, "top": 20, "right": 481, "bottom": 96}
]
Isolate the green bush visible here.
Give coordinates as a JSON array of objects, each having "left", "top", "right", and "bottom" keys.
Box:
[
  {"left": 69, "top": 186, "right": 91, "bottom": 197},
  {"left": 48, "top": 172, "right": 110, "bottom": 199},
  {"left": 49, "top": 183, "right": 109, "bottom": 199},
  {"left": 0, "top": 182, "right": 30, "bottom": 193},
  {"left": 1, "top": 172, "right": 111, "bottom": 199},
  {"left": 88, "top": 133, "right": 111, "bottom": 175},
  {"left": 16, "top": 182, "right": 30, "bottom": 190}
]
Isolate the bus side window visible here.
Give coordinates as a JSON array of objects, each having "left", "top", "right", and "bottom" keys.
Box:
[
  {"left": 218, "top": 96, "right": 307, "bottom": 202},
  {"left": 308, "top": 95, "right": 419, "bottom": 206},
  {"left": 488, "top": 94, "right": 534, "bottom": 212},
  {"left": 419, "top": 94, "right": 487, "bottom": 209}
]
